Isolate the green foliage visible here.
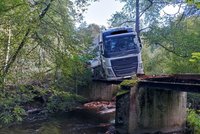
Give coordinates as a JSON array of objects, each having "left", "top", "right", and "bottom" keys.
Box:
[
  {"left": 146, "top": 17, "right": 200, "bottom": 57},
  {"left": 166, "top": 54, "right": 200, "bottom": 74},
  {"left": 0, "top": 85, "right": 43, "bottom": 124},
  {"left": 0, "top": 90, "right": 28, "bottom": 124},
  {"left": 0, "top": 85, "right": 86, "bottom": 124},
  {"left": 0, "top": 0, "right": 95, "bottom": 125},
  {"left": 190, "top": 52, "right": 200, "bottom": 63},
  {"left": 186, "top": 0, "right": 200, "bottom": 8},
  {"left": 187, "top": 109, "right": 200, "bottom": 133},
  {"left": 188, "top": 93, "right": 200, "bottom": 110},
  {"left": 13, "top": 106, "right": 26, "bottom": 122},
  {"left": 0, "top": 0, "right": 94, "bottom": 85},
  {"left": 142, "top": 45, "right": 169, "bottom": 75},
  {"left": 143, "top": 17, "right": 200, "bottom": 74},
  {"left": 54, "top": 53, "right": 93, "bottom": 93},
  {"left": 143, "top": 45, "right": 200, "bottom": 74},
  {"left": 46, "top": 88, "right": 86, "bottom": 112}
]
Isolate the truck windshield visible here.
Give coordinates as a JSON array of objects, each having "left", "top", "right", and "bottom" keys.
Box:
[{"left": 104, "top": 35, "right": 139, "bottom": 57}]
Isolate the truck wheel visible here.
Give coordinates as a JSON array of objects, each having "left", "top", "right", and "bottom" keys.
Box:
[
  {"left": 93, "top": 66, "right": 105, "bottom": 80},
  {"left": 93, "top": 66, "right": 101, "bottom": 80}
]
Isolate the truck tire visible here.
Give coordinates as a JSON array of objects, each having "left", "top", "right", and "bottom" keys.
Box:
[{"left": 93, "top": 66, "right": 105, "bottom": 80}]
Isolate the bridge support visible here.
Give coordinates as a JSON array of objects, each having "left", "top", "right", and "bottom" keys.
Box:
[
  {"left": 116, "top": 85, "right": 187, "bottom": 134},
  {"left": 79, "top": 81, "right": 118, "bottom": 101}
]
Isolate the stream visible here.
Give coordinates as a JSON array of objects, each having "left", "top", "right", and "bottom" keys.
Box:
[{"left": 0, "top": 109, "right": 115, "bottom": 134}]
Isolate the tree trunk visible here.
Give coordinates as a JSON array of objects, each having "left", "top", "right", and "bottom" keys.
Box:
[
  {"left": 135, "top": 0, "right": 140, "bottom": 36},
  {"left": 3, "top": 28, "right": 11, "bottom": 83},
  {"left": 2, "top": 28, "right": 31, "bottom": 78}
]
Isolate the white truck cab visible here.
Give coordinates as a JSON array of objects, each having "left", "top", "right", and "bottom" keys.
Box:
[{"left": 89, "top": 27, "right": 144, "bottom": 81}]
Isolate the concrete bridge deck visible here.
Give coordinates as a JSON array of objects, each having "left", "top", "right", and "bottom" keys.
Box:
[
  {"left": 94, "top": 74, "right": 200, "bottom": 93},
  {"left": 138, "top": 74, "right": 200, "bottom": 93}
]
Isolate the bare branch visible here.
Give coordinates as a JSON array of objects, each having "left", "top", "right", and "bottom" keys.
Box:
[
  {"left": 118, "top": 20, "right": 135, "bottom": 26},
  {"left": 139, "top": 0, "right": 153, "bottom": 18},
  {"left": 34, "top": 32, "right": 58, "bottom": 53},
  {"left": 175, "top": 12, "right": 185, "bottom": 26},
  {"left": 39, "top": 0, "right": 54, "bottom": 19},
  {"left": 50, "top": 6, "right": 66, "bottom": 17},
  {"left": 41, "top": 19, "right": 63, "bottom": 37},
  {"left": 139, "top": 27, "right": 152, "bottom": 32},
  {"left": 152, "top": 1, "right": 184, "bottom": 4},
  {"left": 25, "top": 44, "right": 40, "bottom": 57}
]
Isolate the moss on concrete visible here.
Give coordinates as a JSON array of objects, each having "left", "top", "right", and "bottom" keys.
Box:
[
  {"left": 120, "top": 77, "right": 138, "bottom": 87},
  {"left": 116, "top": 90, "right": 130, "bottom": 97},
  {"left": 117, "top": 77, "right": 138, "bottom": 96}
]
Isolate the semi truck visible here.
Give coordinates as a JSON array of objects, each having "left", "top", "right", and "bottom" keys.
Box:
[{"left": 89, "top": 27, "right": 144, "bottom": 81}]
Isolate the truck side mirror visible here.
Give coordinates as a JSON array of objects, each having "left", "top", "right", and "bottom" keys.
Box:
[{"left": 99, "top": 42, "right": 104, "bottom": 54}]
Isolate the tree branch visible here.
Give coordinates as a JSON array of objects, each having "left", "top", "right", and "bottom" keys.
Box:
[
  {"left": 155, "top": 42, "right": 188, "bottom": 58},
  {"left": 39, "top": 0, "right": 54, "bottom": 19},
  {"left": 1, "top": 3, "right": 25, "bottom": 12},
  {"left": 175, "top": 12, "right": 185, "bottom": 26},
  {"left": 34, "top": 32, "right": 58, "bottom": 53},
  {"left": 139, "top": 0, "right": 153, "bottom": 18},
  {"left": 139, "top": 27, "right": 152, "bottom": 32},
  {"left": 152, "top": 1, "right": 184, "bottom": 4},
  {"left": 118, "top": 20, "right": 135, "bottom": 26},
  {"left": 25, "top": 44, "right": 40, "bottom": 57}
]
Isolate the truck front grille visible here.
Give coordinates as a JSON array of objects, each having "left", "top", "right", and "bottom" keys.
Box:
[{"left": 111, "top": 56, "right": 138, "bottom": 77}]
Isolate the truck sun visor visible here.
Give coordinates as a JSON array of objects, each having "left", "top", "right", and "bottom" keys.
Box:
[{"left": 111, "top": 30, "right": 128, "bottom": 35}]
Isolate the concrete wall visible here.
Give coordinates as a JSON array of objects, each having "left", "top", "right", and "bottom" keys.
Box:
[
  {"left": 129, "top": 86, "right": 187, "bottom": 133},
  {"left": 79, "top": 81, "right": 118, "bottom": 101},
  {"left": 116, "top": 85, "right": 187, "bottom": 134},
  {"left": 115, "top": 91, "right": 130, "bottom": 134}
]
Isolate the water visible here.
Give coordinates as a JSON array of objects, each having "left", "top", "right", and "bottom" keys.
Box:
[{"left": 0, "top": 109, "right": 115, "bottom": 134}]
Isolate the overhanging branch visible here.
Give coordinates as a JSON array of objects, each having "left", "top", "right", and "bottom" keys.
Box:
[
  {"left": 39, "top": 0, "right": 54, "bottom": 19},
  {"left": 139, "top": 0, "right": 153, "bottom": 18},
  {"left": 139, "top": 27, "right": 152, "bottom": 32},
  {"left": 155, "top": 42, "right": 188, "bottom": 58},
  {"left": 118, "top": 20, "right": 135, "bottom": 26}
]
